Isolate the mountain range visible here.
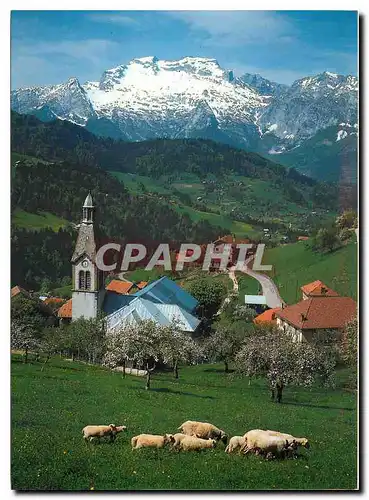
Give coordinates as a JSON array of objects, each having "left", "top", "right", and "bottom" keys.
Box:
[{"left": 11, "top": 56, "right": 358, "bottom": 182}]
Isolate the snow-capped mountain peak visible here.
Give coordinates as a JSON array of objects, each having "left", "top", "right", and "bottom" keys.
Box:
[{"left": 11, "top": 56, "right": 357, "bottom": 154}]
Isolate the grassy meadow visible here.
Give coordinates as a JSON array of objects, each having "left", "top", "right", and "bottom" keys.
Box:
[
  {"left": 12, "top": 355, "right": 357, "bottom": 491},
  {"left": 12, "top": 209, "right": 68, "bottom": 232},
  {"left": 264, "top": 239, "right": 357, "bottom": 304}
]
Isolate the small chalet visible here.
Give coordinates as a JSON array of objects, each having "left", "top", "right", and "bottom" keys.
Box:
[{"left": 275, "top": 280, "right": 356, "bottom": 342}]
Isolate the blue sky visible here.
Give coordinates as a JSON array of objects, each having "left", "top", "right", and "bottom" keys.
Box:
[{"left": 11, "top": 10, "right": 358, "bottom": 89}]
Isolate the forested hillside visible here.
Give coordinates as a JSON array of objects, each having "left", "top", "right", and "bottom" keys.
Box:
[
  {"left": 11, "top": 160, "right": 222, "bottom": 290},
  {"left": 11, "top": 111, "right": 355, "bottom": 291}
]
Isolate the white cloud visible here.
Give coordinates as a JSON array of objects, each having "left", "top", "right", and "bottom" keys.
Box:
[
  {"left": 87, "top": 13, "right": 139, "bottom": 26},
  {"left": 168, "top": 11, "right": 297, "bottom": 47}
]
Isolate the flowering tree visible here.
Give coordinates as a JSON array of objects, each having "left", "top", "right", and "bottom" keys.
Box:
[
  {"left": 204, "top": 324, "right": 252, "bottom": 372},
  {"left": 158, "top": 321, "right": 203, "bottom": 378},
  {"left": 341, "top": 318, "right": 358, "bottom": 366},
  {"left": 235, "top": 329, "right": 336, "bottom": 402},
  {"left": 104, "top": 320, "right": 162, "bottom": 390},
  {"left": 104, "top": 320, "right": 202, "bottom": 388},
  {"left": 11, "top": 319, "right": 40, "bottom": 363}
]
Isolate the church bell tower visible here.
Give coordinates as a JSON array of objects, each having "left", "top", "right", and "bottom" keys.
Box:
[{"left": 71, "top": 193, "right": 105, "bottom": 321}]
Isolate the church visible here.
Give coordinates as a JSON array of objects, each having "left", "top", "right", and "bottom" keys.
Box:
[{"left": 57, "top": 193, "right": 200, "bottom": 333}]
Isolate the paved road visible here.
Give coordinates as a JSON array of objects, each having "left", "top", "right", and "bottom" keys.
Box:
[{"left": 239, "top": 257, "right": 285, "bottom": 309}]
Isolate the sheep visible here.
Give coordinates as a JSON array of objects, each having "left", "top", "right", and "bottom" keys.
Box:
[
  {"left": 171, "top": 433, "right": 188, "bottom": 449},
  {"left": 178, "top": 436, "right": 217, "bottom": 452},
  {"left": 82, "top": 424, "right": 127, "bottom": 443},
  {"left": 225, "top": 435, "right": 246, "bottom": 454},
  {"left": 131, "top": 434, "right": 175, "bottom": 450},
  {"left": 265, "top": 430, "right": 310, "bottom": 449},
  {"left": 241, "top": 429, "right": 296, "bottom": 458},
  {"left": 178, "top": 420, "right": 228, "bottom": 445}
]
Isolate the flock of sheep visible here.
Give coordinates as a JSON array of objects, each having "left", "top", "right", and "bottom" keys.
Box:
[{"left": 82, "top": 420, "right": 310, "bottom": 460}]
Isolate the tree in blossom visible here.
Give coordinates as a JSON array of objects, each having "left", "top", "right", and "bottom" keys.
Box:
[
  {"left": 235, "top": 329, "right": 336, "bottom": 403},
  {"left": 204, "top": 323, "right": 251, "bottom": 372},
  {"left": 11, "top": 319, "right": 40, "bottom": 364},
  {"left": 341, "top": 317, "right": 358, "bottom": 367},
  {"left": 103, "top": 319, "right": 202, "bottom": 389},
  {"left": 158, "top": 320, "right": 203, "bottom": 378}
]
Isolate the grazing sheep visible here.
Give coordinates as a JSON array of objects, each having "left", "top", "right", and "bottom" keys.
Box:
[
  {"left": 172, "top": 433, "right": 188, "bottom": 449},
  {"left": 225, "top": 436, "right": 246, "bottom": 454},
  {"left": 265, "top": 430, "right": 310, "bottom": 449},
  {"left": 178, "top": 420, "right": 228, "bottom": 445},
  {"left": 131, "top": 434, "right": 175, "bottom": 450},
  {"left": 82, "top": 424, "right": 127, "bottom": 442},
  {"left": 241, "top": 429, "right": 296, "bottom": 458},
  {"left": 178, "top": 436, "right": 217, "bottom": 452}
]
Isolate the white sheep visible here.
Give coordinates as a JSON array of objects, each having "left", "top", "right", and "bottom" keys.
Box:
[
  {"left": 82, "top": 424, "right": 127, "bottom": 442},
  {"left": 265, "top": 430, "right": 310, "bottom": 449},
  {"left": 178, "top": 420, "right": 228, "bottom": 445},
  {"left": 131, "top": 433, "right": 175, "bottom": 450},
  {"left": 225, "top": 435, "right": 246, "bottom": 454},
  {"left": 178, "top": 436, "right": 217, "bottom": 451},
  {"left": 171, "top": 433, "right": 188, "bottom": 449},
  {"left": 241, "top": 429, "right": 296, "bottom": 458}
]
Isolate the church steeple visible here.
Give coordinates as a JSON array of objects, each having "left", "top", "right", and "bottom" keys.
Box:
[
  {"left": 82, "top": 192, "right": 94, "bottom": 224},
  {"left": 71, "top": 191, "right": 105, "bottom": 321}
]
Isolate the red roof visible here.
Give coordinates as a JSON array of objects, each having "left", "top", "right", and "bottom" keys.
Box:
[
  {"left": 136, "top": 281, "right": 148, "bottom": 290},
  {"left": 298, "top": 236, "right": 310, "bottom": 241},
  {"left": 254, "top": 307, "right": 282, "bottom": 325},
  {"left": 106, "top": 280, "right": 133, "bottom": 295},
  {"left": 44, "top": 297, "right": 65, "bottom": 305},
  {"left": 301, "top": 280, "right": 339, "bottom": 297},
  {"left": 11, "top": 285, "right": 30, "bottom": 298},
  {"left": 57, "top": 299, "right": 72, "bottom": 318},
  {"left": 276, "top": 297, "right": 357, "bottom": 330}
]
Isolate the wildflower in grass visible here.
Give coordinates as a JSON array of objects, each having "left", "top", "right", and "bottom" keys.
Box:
[{"left": 63, "top": 450, "right": 68, "bottom": 455}]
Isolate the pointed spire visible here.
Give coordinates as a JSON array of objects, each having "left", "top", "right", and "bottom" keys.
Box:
[
  {"left": 83, "top": 192, "right": 94, "bottom": 208},
  {"left": 82, "top": 192, "right": 94, "bottom": 224}
]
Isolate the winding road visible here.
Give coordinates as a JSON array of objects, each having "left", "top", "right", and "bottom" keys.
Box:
[{"left": 238, "top": 257, "right": 285, "bottom": 309}]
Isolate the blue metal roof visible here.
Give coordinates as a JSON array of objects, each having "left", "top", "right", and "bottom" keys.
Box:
[
  {"left": 103, "top": 291, "right": 135, "bottom": 315},
  {"left": 106, "top": 297, "right": 200, "bottom": 333},
  {"left": 132, "top": 276, "right": 198, "bottom": 312},
  {"left": 104, "top": 277, "right": 200, "bottom": 333}
]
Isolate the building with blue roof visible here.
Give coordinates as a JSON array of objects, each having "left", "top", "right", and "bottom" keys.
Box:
[
  {"left": 65, "top": 195, "right": 200, "bottom": 332},
  {"left": 105, "top": 277, "right": 200, "bottom": 333}
]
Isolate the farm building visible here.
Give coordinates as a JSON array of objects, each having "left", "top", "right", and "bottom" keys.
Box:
[{"left": 274, "top": 280, "right": 356, "bottom": 342}]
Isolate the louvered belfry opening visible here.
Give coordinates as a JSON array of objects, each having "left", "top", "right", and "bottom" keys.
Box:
[
  {"left": 78, "top": 270, "right": 91, "bottom": 290},
  {"left": 78, "top": 270, "right": 85, "bottom": 289},
  {"left": 85, "top": 271, "right": 91, "bottom": 290}
]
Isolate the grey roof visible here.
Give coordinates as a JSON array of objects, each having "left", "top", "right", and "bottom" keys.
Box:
[
  {"left": 244, "top": 295, "right": 267, "bottom": 305},
  {"left": 71, "top": 223, "right": 96, "bottom": 263},
  {"left": 105, "top": 297, "right": 200, "bottom": 333},
  {"left": 83, "top": 192, "right": 94, "bottom": 208}
]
